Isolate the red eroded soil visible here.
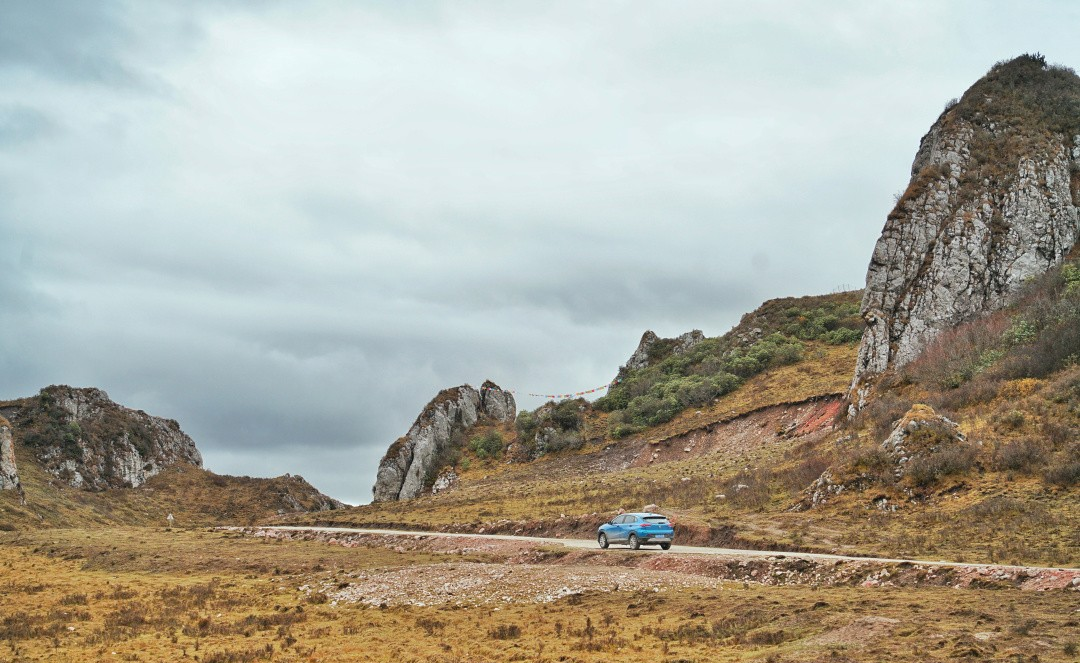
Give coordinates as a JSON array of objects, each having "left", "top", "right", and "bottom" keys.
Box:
[{"left": 631, "top": 396, "right": 843, "bottom": 468}]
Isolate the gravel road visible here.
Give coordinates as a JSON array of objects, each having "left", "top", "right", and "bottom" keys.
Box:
[{"left": 259, "top": 525, "right": 1080, "bottom": 573}]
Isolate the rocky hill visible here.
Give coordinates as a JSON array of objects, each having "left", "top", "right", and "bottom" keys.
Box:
[
  {"left": 0, "top": 386, "right": 341, "bottom": 528},
  {"left": 850, "top": 54, "right": 1080, "bottom": 410},
  {"left": 373, "top": 381, "right": 516, "bottom": 501},
  {"left": 0, "top": 386, "right": 202, "bottom": 491}
]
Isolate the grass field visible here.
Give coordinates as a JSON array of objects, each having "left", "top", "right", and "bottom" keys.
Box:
[{"left": 2, "top": 527, "right": 1079, "bottom": 663}]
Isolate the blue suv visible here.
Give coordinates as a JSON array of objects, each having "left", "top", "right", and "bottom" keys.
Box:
[{"left": 598, "top": 512, "right": 674, "bottom": 550}]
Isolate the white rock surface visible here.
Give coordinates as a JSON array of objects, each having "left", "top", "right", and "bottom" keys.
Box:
[
  {"left": 617, "top": 329, "right": 705, "bottom": 379},
  {"left": 373, "top": 381, "right": 515, "bottom": 502},
  {"left": 10, "top": 386, "right": 202, "bottom": 490},
  {"left": 849, "top": 62, "right": 1080, "bottom": 412},
  {"left": 0, "top": 417, "right": 18, "bottom": 491}
]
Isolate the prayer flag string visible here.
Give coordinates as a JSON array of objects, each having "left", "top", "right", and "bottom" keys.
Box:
[{"left": 480, "top": 379, "right": 620, "bottom": 401}]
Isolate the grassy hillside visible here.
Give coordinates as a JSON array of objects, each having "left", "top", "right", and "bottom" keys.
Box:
[
  {"left": 291, "top": 271, "right": 1080, "bottom": 567},
  {"left": 596, "top": 291, "right": 861, "bottom": 438},
  {"left": 287, "top": 292, "right": 864, "bottom": 545}
]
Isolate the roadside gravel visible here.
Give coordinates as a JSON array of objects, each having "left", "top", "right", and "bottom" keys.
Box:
[{"left": 238, "top": 526, "right": 1080, "bottom": 607}]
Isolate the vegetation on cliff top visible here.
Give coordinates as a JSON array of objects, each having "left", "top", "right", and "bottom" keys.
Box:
[
  {"left": 900, "top": 53, "right": 1080, "bottom": 214},
  {"left": 595, "top": 291, "right": 862, "bottom": 437}
]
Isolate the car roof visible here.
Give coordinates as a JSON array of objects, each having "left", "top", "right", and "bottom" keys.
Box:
[{"left": 626, "top": 512, "right": 667, "bottom": 518}]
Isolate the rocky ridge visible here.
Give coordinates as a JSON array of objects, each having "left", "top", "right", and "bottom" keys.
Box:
[
  {"left": 850, "top": 55, "right": 1080, "bottom": 411},
  {"left": 0, "top": 386, "right": 203, "bottom": 490},
  {"left": 372, "top": 380, "right": 515, "bottom": 502}
]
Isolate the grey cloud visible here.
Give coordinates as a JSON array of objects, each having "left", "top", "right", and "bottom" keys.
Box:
[
  {"left": 0, "top": 1, "right": 139, "bottom": 86},
  {"left": 0, "top": 105, "right": 56, "bottom": 146}
]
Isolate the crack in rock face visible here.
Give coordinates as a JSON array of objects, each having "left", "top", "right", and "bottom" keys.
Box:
[{"left": 850, "top": 56, "right": 1080, "bottom": 413}]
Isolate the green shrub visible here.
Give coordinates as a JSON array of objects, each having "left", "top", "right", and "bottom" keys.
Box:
[
  {"left": 626, "top": 394, "right": 681, "bottom": 427},
  {"left": 597, "top": 291, "right": 859, "bottom": 428},
  {"left": 469, "top": 431, "right": 504, "bottom": 460},
  {"left": 515, "top": 411, "right": 538, "bottom": 439},
  {"left": 543, "top": 429, "right": 584, "bottom": 453},
  {"left": 550, "top": 400, "right": 583, "bottom": 430},
  {"left": 822, "top": 327, "right": 863, "bottom": 345}
]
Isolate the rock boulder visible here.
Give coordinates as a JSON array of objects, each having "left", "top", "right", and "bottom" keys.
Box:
[{"left": 0, "top": 416, "right": 18, "bottom": 491}]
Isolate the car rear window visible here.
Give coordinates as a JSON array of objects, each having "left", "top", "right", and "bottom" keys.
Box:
[{"left": 644, "top": 516, "right": 669, "bottom": 523}]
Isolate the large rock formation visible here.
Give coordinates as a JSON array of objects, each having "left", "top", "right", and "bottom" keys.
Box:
[
  {"left": 372, "top": 381, "right": 515, "bottom": 502},
  {"left": 0, "top": 416, "right": 19, "bottom": 491},
  {"left": 0, "top": 386, "right": 203, "bottom": 490},
  {"left": 850, "top": 55, "right": 1080, "bottom": 410}
]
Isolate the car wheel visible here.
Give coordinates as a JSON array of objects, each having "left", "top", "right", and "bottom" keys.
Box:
[
  {"left": 628, "top": 533, "right": 640, "bottom": 550},
  {"left": 598, "top": 532, "right": 609, "bottom": 549},
  {"left": 660, "top": 542, "right": 671, "bottom": 550}
]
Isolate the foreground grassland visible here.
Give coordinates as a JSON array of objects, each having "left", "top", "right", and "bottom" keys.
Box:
[{"left": 2, "top": 528, "right": 1079, "bottom": 663}]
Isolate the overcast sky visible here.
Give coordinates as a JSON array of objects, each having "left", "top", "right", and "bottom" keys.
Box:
[{"left": 2, "top": 1, "right": 1078, "bottom": 504}]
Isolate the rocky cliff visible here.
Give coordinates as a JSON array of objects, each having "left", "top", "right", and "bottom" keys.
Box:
[
  {"left": 0, "top": 416, "right": 19, "bottom": 491},
  {"left": 0, "top": 386, "right": 203, "bottom": 490},
  {"left": 850, "top": 54, "right": 1080, "bottom": 410},
  {"left": 372, "top": 381, "right": 515, "bottom": 502}
]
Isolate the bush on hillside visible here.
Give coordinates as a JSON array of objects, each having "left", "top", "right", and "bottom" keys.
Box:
[
  {"left": 904, "top": 259, "right": 1080, "bottom": 396},
  {"left": 515, "top": 410, "right": 539, "bottom": 440},
  {"left": 594, "top": 292, "right": 863, "bottom": 435},
  {"left": 542, "top": 428, "right": 585, "bottom": 453},
  {"left": 1044, "top": 461, "right": 1080, "bottom": 487},
  {"left": 550, "top": 399, "right": 583, "bottom": 430},
  {"left": 906, "top": 444, "right": 978, "bottom": 488},
  {"left": 993, "top": 439, "right": 1048, "bottom": 474},
  {"left": 513, "top": 399, "right": 585, "bottom": 458},
  {"left": 469, "top": 430, "right": 504, "bottom": 460}
]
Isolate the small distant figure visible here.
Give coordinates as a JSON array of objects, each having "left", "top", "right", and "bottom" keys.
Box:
[{"left": 166, "top": 513, "right": 175, "bottom": 528}]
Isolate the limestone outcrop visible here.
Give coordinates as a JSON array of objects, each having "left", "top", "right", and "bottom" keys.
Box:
[
  {"left": 1, "top": 385, "right": 203, "bottom": 490},
  {"left": 372, "top": 381, "right": 516, "bottom": 502},
  {"left": 0, "top": 416, "right": 18, "bottom": 491},
  {"left": 850, "top": 55, "right": 1080, "bottom": 411}
]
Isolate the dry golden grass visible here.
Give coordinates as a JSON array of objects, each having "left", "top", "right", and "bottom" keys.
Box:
[
  {"left": 286, "top": 342, "right": 1080, "bottom": 568},
  {"left": 2, "top": 527, "right": 1079, "bottom": 663}
]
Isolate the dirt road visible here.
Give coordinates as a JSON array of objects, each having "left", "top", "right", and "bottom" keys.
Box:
[{"left": 258, "top": 525, "right": 1080, "bottom": 573}]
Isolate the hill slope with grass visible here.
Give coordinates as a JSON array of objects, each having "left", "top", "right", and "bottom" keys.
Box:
[
  {"left": 296, "top": 55, "right": 1080, "bottom": 568},
  {"left": 0, "top": 387, "right": 342, "bottom": 529},
  {"left": 293, "top": 256, "right": 1080, "bottom": 567}
]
